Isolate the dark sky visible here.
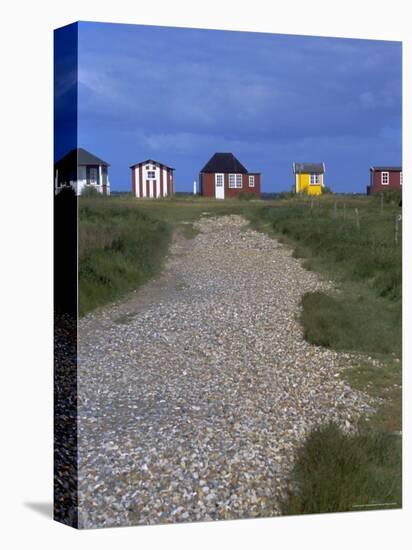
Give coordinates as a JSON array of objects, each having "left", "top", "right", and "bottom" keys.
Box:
[{"left": 66, "top": 21, "right": 401, "bottom": 193}]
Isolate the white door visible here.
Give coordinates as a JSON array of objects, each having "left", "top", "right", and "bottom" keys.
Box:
[{"left": 215, "top": 173, "right": 225, "bottom": 199}]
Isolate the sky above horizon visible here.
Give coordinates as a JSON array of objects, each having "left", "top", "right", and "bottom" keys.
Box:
[{"left": 63, "top": 22, "right": 401, "bottom": 193}]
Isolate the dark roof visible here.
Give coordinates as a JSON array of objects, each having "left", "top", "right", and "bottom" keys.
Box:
[
  {"left": 55, "top": 148, "right": 110, "bottom": 167},
  {"left": 370, "top": 166, "right": 402, "bottom": 172},
  {"left": 200, "top": 153, "right": 248, "bottom": 173},
  {"left": 130, "top": 159, "right": 174, "bottom": 170},
  {"left": 293, "top": 162, "right": 325, "bottom": 174}
]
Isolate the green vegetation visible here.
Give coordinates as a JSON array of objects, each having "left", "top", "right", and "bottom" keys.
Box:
[
  {"left": 246, "top": 195, "right": 402, "bottom": 514},
  {"left": 300, "top": 289, "right": 401, "bottom": 356},
  {"left": 78, "top": 196, "right": 265, "bottom": 314},
  {"left": 79, "top": 199, "right": 171, "bottom": 316},
  {"left": 343, "top": 356, "right": 402, "bottom": 433},
  {"left": 237, "top": 190, "right": 259, "bottom": 200},
  {"left": 283, "top": 423, "right": 402, "bottom": 515},
  {"left": 247, "top": 196, "right": 401, "bottom": 300},
  {"left": 78, "top": 194, "right": 402, "bottom": 514}
]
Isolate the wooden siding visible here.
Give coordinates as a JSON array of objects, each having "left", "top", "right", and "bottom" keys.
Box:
[
  {"left": 296, "top": 173, "right": 323, "bottom": 196},
  {"left": 369, "top": 169, "right": 402, "bottom": 194},
  {"left": 199, "top": 172, "right": 261, "bottom": 198}
]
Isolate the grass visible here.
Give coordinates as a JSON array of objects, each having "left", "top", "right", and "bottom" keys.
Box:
[
  {"left": 78, "top": 195, "right": 266, "bottom": 314},
  {"left": 247, "top": 196, "right": 402, "bottom": 301},
  {"left": 78, "top": 193, "right": 402, "bottom": 514},
  {"left": 300, "top": 288, "right": 401, "bottom": 356},
  {"left": 246, "top": 195, "right": 402, "bottom": 514},
  {"left": 79, "top": 199, "right": 171, "bottom": 316},
  {"left": 283, "top": 423, "right": 402, "bottom": 515}
]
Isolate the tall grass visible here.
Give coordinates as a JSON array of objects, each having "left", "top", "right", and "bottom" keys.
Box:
[
  {"left": 79, "top": 201, "right": 171, "bottom": 316},
  {"left": 246, "top": 196, "right": 402, "bottom": 514},
  {"left": 247, "top": 197, "right": 402, "bottom": 357},
  {"left": 283, "top": 423, "right": 402, "bottom": 515},
  {"left": 249, "top": 198, "right": 401, "bottom": 300}
]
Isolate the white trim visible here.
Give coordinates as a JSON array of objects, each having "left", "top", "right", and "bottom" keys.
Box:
[
  {"left": 215, "top": 173, "right": 225, "bottom": 199},
  {"left": 248, "top": 175, "right": 255, "bottom": 187},
  {"left": 163, "top": 168, "right": 168, "bottom": 196},
  {"left": 381, "top": 171, "right": 389, "bottom": 185},
  {"left": 295, "top": 173, "right": 298, "bottom": 193},
  {"left": 228, "top": 173, "right": 243, "bottom": 188},
  {"left": 310, "top": 173, "right": 321, "bottom": 185},
  {"left": 400, "top": 172, "right": 403, "bottom": 185}
]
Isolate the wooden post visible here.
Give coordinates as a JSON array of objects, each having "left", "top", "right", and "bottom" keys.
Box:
[
  {"left": 394, "top": 214, "right": 401, "bottom": 245},
  {"left": 354, "top": 208, "right": 360, "bottom": 230}
]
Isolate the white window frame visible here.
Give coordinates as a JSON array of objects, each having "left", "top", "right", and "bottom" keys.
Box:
[
  {"left": 248, "top": 175, "right": 255, "bottom": 187},
  {"left": 229, "top": 173, "right": 243, "bottom": 189},
  {"left": 87, "top": 166, "right": 98, "bottom": 185},
  {"left": 310, "top": 173, "right": 321, "bottom": 185},
  {"left": 381, "top": 171, "right": 389, "bottom": 185},
  {"left": 215, "top": 173, "right": 224, "bottom": 187},
  {"left": 400, "top": 172, "right": 402, "bottom": 185},
  {"left": 147, "top": 171, "right": 156, "bottom": 179}
]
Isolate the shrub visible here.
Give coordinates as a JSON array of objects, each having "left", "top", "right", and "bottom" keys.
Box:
[
  {"left": 375, "top": 189, "right": 402, "bottom": 205},
  {"left": 301, "top": 291, "right": 401, "bottom": 356},
  {"left": 80, "top": 185, "right": 103, "bottom": 198},
  {"left": 283, "top": 422, "right": 401, "bottom": 514},
  {"left": 237, "top": 191, "right": 258, "bottom": 200},
  {"left": 79, "top": 204, "right": 171, "bottom": 315}
]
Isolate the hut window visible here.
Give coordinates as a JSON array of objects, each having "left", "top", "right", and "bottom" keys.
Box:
[
  {"left": 400, "top": 172, "right": 402, "bottom": 185},
  {"left": 88, "top": 167, "right": 98, "bottom": 185},
  {"left": 381, "top": 172, "right": 389, "bottom": 185},
  {"left": 310, "top": 174, "right": 321, "bottom": 185},
  {"left": 147, "top": 171, "right": 156, "bottom": 179},
  {"left": 248, "top": 175, "right": 255, "bottom": 187},
  {"left": 229, "top": 174, "right": 243, "bottom": 188}
]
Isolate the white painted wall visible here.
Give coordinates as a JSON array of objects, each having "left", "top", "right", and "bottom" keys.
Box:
[
  {"left": 163, "top": 167, "right": 168, "bottom": 196},
  {"left": 131, "top": 162, "right": 171, "bottom": 199}
]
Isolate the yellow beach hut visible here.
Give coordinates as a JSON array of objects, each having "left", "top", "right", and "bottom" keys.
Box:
[{"left": 293, "top": 162, "right": 325, "bottom": 195}]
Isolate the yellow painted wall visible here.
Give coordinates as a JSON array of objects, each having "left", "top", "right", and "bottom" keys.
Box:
[{"left": 296, "top": 173, "right": 322, "bottom": 195}]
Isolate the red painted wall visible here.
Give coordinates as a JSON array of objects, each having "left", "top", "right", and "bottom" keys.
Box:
[
  {"left": 132, "top": 168, "right": 136, "bottom": 196},
  {"left": 200, "top": 172, "right": 261, "bottom": 198},
  {"left": 369, "top": 170, "right": 402, "bottom": 194},
  {"left": 138, "top": 165, "right": 143, "bottom": 197}
]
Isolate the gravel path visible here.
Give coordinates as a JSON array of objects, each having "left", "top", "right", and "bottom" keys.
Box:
[{"left": 78, "top": 214, "right": 376, "bottom": 528}]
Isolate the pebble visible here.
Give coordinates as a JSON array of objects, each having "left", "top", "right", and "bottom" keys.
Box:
[{"left": 75, "top": 215, "right": 378, "bottom": 528}]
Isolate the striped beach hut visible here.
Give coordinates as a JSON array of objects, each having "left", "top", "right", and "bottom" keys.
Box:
[{"left": 130, "top": 159, "right": 175, "bottom": 198}]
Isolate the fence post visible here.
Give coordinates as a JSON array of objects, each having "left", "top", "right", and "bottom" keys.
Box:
[
  {"left": 394, "top": 214, "right": 401, "bottom": 245},
  {"left": 354, "top": 208, "right": 360, "bottom": 230}
]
